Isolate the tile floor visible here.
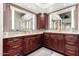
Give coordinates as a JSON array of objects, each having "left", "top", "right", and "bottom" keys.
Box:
[{"left": 28, "top": 47, "right": 64, "bottom": 56}]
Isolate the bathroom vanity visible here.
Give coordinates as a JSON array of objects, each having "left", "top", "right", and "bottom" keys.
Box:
[
  {"left": 43, "top": 31, "right": 79, "bottom": 56},
  {"left": 3, "top": 32, "right": 43, "bottom": 56},
  {"left": 3, "top": 31, "right": 79, "bottom": 56},
  {"left": 3, "top": 3, "right": 79, "bottom": 56}
]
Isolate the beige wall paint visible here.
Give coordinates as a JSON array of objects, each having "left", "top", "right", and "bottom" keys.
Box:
[
  {"left": 0, "top": 3, "right": 3, "bottom": 56},
  {"left": 3, "top": 3, "right": 11, "bottom": 32},
  {"left": 77, "top": 4, "right": 79, "bottom": 31}
]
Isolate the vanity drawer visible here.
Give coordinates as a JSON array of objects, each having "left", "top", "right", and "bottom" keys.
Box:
[
  {"left": 66, "top": 41, "right": 76, "bottom": 46},
  {"left": 65, "top": 44, "right": 78, "bottom": 51},
  {"left": 65, "top": 49, "right": 77, "bottom": 56},
  {"left": 65, "top": 35, "right": 78, "bottom": 42},
  {"left": 65, "top": 44, "right": 78, "bottom": 55},
  {"left": 8, "top": 39, "right": 22, "bottom": 45},
  {"left": 65, "top": 48, "right": 78, "bottom": 56},
  {"left": 7, "top": 39, "right": 22, "bottom": 49},
  {"left": 7, "top": 47, "right": 23, "bottom": 56},
  {"left": 3, "top": 37, "right": 23, "bottom": 56}
]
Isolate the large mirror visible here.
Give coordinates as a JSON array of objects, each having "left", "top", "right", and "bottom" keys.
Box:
[
  {"left": 59, "top": 12, "right": 71, "bottom": 31},
  {"left": 10, "top": 6, "right": 36, "bottom": 32},
  {"left": 50, "top": 14, "right": 61, "bottom": 30},
  {"left": 49, "top": 6, "right": 77, "bottom": 31}
]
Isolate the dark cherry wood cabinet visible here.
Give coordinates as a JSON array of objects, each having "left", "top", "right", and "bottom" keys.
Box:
[
  {"left": 23, "top": 37, "right": 30, "bottom": 55},
  {"left": 37, "top": 13, "right": 48, "bottom": 29},
  {"left": 3, "top": 36, "right": 23, "bottom": 56},
  {"left": 44, "top": 33, "right": 65, "bottom": 53},
  {"left": 3, "top": 34, "right": 42, "bottom": 56},
  {"left": 64, "top": 34, "right": 79, "bottom": 56},
  {"left": 44, "top": 33, "right": 79, "bottom": 56},
  {"left": 50, "top": 34, "right": 58, "bottom": 50},
  {"left": 50, "top": 33, "right": 64, "bottom": 53},
  {"left": 3, "top": 33, "right": 79, "bottom": 56},
  {"left": 23, "top": 34, "right": 42, "bottom": 55},
  {"left": 43, "top": 33, "right": 52, "bottom": 48},
  {"left": 57, "top": 34, "right": 65, "bottom": 53}
]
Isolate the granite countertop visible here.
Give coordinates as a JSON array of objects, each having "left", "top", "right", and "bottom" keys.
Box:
[
  {"left": 3, "top": 30, "right": 79, "bottom": 39},
  {"left": 45, "top": 30, "right": 79, "bottom": 34},
  {"left": 3, "top": 30, "right": 44, "bottom": 38}
]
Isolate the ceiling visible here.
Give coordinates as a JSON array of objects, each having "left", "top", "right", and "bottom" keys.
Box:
[{"left": 14, "top": 3, "right": 76, "bottom": 14}]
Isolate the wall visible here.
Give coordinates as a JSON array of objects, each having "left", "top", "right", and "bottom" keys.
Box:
[
  {"left": 0, "top": 3, "right": 3, "bottom": 56},
  {"left": 77, "top": 4, "right": 79, "bottom": 31},
  {"left": 3, "top": 3, "right": 11, "bottom": 32}
]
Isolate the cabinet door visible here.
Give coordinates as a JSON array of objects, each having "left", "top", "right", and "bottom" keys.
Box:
[
  {"left": 52, "top": 38, "right": 58, "bottom": 50},
  {"left": 23, "top": 37, "right": 35, "bottom": 54},
  {"left": 50, "top": 34, "right": 65, "bottom": 53},
  {"left": 37, "top": 13, "right": 42, "bottom": 29},
  {"left": 30, "top": 35, "right": 41, "bottom": 51},
  {"left": 23, "top": 35, "right": 41, "bottom": 55},
  {"left": 50, "top": 34, "right": 58, "bottom": 50},
  {"left": 3, "top": 39, "right": 8, "bottom": 55},
  {"left": 23, "top": 37, "right": 30, "bottom": 54},
  {"left": 29, "top": 37, "right": 37, "bottom": 51},
  {"left": 45, "top": 38, "right": 52, "bottom": 48},
  {"left": 35, "top": 35, "right": 41, "bottom": 47},
  {"left": 37, "top": 13, "right": 48, "bottom": 29},
  {"left": 57, "top": 34, "right": 64, "bottom": 53},
  {"left": 44, "top": 33, "right": 51, "bottom": 48},
  {"left": 3, "top": 37, "right": 23, "bottom": 56}
]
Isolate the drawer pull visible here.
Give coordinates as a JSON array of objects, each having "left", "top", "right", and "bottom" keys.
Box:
[
  {"left": 66, "top": 42, "right": 75, "bottom": 45},
  {"left": 13, "top": 39, "right": 20, "bottom": 41},
  {"left": 67, "top": 50, "right": 75, "bottom": 54},
  {"left": 8, "top": 41, "right": 13, "bottom": 43},
  {"left": 12, "top": 45, "right": 20, "bottom": 48},
  {"left": 65, "top": 45, "right": 77, "bottom": 51}
]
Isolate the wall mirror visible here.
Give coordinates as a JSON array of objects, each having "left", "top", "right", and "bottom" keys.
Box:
[
  {"left": 10, "top": 6, "right": 36, "bottom": 32},
  {"left": 49, "top": 6, "right": 77, "bottom": 31},
  {"left": 59, "top": 12, "right": 71, "bottom": 31},
  {"left": 50, "top": 14, "right": 61, "bottom": 30}
]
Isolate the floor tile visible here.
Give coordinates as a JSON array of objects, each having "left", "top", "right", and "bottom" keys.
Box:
[{"left": 28, "top": 47, "right": 63, "bottom": 56}]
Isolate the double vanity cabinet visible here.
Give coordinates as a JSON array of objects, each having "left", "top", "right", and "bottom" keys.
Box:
[
  {"left": 3, "top": 32, "right": 79, "bottom": 56},
  {"left": 3, "top": 3, "right": 79, "bottom": 56},
  {"left": 43, "top": 33, "right": 64, "bottom": 53},
  {"left": 43, "top": 33, "right": 79, "bottom": 56},
  {"left": 3, "top": 34, "right": 42, "bottom": 56}
]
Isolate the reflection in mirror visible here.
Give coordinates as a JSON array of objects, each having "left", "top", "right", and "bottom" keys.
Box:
[
  {"left": 49, "top": 6, "right": 76, "bottom": 31},
  {"left": 59, "top": 12, "right": 71, "bottom": 31},
  {"left": 50, "top": 14, "right": 61, "bottom": 30},
  {"left": 11, "top": 7, "right": 35, "bottom": 32}
]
